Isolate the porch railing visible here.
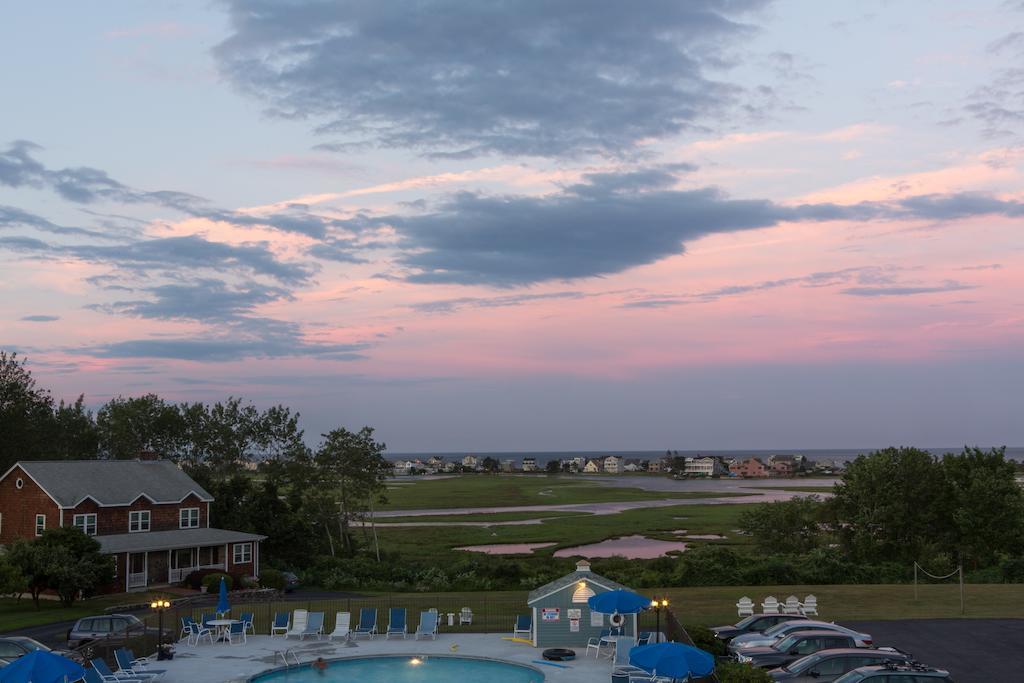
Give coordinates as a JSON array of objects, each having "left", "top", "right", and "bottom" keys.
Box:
[
  {"left": 169, "top": 563, "right": 225, "bottom": 584},
  {"left": 127, "top": 572, "right": 147, "bottom": 589}
]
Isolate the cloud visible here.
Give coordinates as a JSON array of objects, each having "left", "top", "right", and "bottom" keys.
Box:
[
  {"left": 841, "top": 281, "right": 975, "bottom": 297},
  {"left": 214, "top": 0, "right": 770, "bottom": 158},
  {"left": 362, "top": 168, "right": 1024, "bottom": 286},
  {"left": 91, "top": 279, "right": 292, "bottom": 321},
  {"left": 79, "top": 335, "right": 368, "bottom": 362},
  {"left": 410, "top": 291, "right": 588, "bottom": 314},
  {"left": 20, "top": 315, "right": 60, "bottom": 322}
]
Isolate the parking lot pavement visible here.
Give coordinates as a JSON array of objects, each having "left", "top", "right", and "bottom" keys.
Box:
[{"left": 847, "top": 619, "right": 1024, "bottom": 683}]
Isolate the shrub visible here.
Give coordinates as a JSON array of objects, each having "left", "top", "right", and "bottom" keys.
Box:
[
  {"left": 716, "top": 661, "right": 773, "bottom": 683},
  {"left": 684, "top": 623, "right": 727, "bottom": 657},
  {"left": 260, "top": 568, "right": 286, "bottom": 591},
  {"left": 182, "top": 568, "right": 225, "bottom": 590},
  {"left": 201, "top": 572, "right": 232, "bottom": 592}
]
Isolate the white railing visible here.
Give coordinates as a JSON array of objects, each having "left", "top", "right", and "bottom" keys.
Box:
[
  {"left": 128, "top": 572, "right": 147, "bottom": 589},
  {"left": 169, "top": 563, "right": 225, "bottom": 584}
]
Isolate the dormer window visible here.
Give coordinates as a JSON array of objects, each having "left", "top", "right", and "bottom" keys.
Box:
[
  {"left": 179, "top": 507, "right": 200, "bottom": 529},
  {"left": 73, "top": 513, "right": 97, "bottom": 535},
  {"left": 129, "top": 510, "right": 150, "bottom": 533}
]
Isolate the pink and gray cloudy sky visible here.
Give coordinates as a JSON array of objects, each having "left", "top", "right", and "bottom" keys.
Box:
[{"left": 2, "top": 0, "right": 1022, "bottom": 451}]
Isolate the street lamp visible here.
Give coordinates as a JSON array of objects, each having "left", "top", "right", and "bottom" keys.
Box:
[
  {"left": 649, "top": 597, "right": 669, "bottom": 643},
  {"left": 150, "top": 599, "right": 171, "bottom": 658}
]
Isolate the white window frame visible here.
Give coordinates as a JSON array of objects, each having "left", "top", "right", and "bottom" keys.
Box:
[
  {"left": 128, "top": 510, "right": 151, "bottom": 533},
  {"left": 35, "top": 514, "right": 46, "bottom": 536},
  {"left": 73, "top": 513, "right": 97, "bottom": 536},
  {"left": 179, "top": 507, "right": 200, "bottom": 529},
  {"left": 232, "top": 542, "right": 252, "bottom": 564}
]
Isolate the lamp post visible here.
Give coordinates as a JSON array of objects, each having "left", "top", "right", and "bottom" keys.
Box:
[
  {"left": 150, "top": 598, "right": 171, "bottom": 658},
  {"left": 649, "top": 597, "right": 669, "bottom": 643}
]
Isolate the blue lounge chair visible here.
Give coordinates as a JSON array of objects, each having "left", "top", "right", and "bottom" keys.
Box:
[
  {"left": 513, "top": 614, "right": 531, "bottom": 638},
  {"left": 387, "top": 608, "right": 407, "bottom": 639},
  {"left": 415, "top": 611, "right": 438, "bottom": 640},
  {"left": 91, "top": 658, "right": 144, "bottom": 683},
  {"left": 114, "top": 648, "right": 166, "bottom": 679},
  {"left": 271, "top": 612, "right": 289, "bottom": 637},
  {"left": 301, "top": 611, "right": 325, "bottom": 640},
  {"left": 354, "top": 608, "right": 377, "bottom": 638},
  {"left": 85, "top": 667, "right": 142, "bottom": 683}
]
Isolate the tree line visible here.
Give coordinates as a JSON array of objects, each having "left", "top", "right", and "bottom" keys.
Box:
[{"left": 0, "top": 351, "right": 392, "bottom": 573}]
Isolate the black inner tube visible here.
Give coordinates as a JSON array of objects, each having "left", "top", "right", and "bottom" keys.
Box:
[{"left": 542, "top": 648, "right": 576, "bottom": 661}]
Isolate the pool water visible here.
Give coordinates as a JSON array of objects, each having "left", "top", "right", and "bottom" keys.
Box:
[{"left": 252, "top": 655, "right": 544, "bottom": 682}]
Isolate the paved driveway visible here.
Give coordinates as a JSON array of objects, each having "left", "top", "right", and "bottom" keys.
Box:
[{"left": 847, "top": 619, "right": 1024, "bottom": 682}]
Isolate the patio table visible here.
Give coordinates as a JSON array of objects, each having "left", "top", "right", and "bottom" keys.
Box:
[{"left": 207, "top": 619, "right": 240, "bottom": 643}]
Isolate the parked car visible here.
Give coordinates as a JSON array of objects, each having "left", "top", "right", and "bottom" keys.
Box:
[
  {"left": 0, "top": 636, "right": 83, "bottom": 666},
  {"left": 735, "top": 631, "right": 858, "bottom": 669},
  {"left": 730, "top": 620, "right": 872, "bottom": 651},
  {"left": 713, "top": 614, "right": 810, "bottom": 642},
  {"left": 66, "top": 614, "right": 156, "bottom": 649},
  {"left": 282, "top": 571, "right": 300, "bottom": 592},
  {"left": 769, "top": 648, "right": 911, "bottom": 682},
  {"left": 834, "top": 662, "right": 954, "bottom": 682}
]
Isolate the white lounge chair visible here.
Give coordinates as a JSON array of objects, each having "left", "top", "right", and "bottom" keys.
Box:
[
  {"left": 386, "top": 607, "right": 407, "bottom": 639},
  {"left": 611, "top": 635, "right": 645, "bottom": 674},
  {"left": 736, "top": 596, "right": 754, "bottom": 617},
  {"left": 782, "top": 595, "right": 802, "bottom": 615},
  {"left": 761, "top": 596, "right": 780, "bottom": 615},
  {"left": 459, "top": 607, "right": 473, "bottom": 625},
  {"left": 329, "top": 612, "right": 351, "bottom": 640},
  {"left": 415, "top": 611, "right": 438, "bottom": 640},
  {"left": 300, "top": 611, "right": 324, "bottom": 640},
  {"left": 285, "top": 609, "right": 308, "bottom": 639},
  {"left": 801, "top": 595, "right": 818, "bottom": 616}
]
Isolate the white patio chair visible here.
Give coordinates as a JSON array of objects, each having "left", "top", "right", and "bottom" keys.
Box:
[
  {"left": 736, "top": 596, "right": 754, "bottom": 617},
  {"left": 761, "top": 596, "right": 780, "bottom": 614},
  {"left": 459, "top": 607, "right": 473, "bottom": 625},
  {"left": 801, "top": 595, "right": 818, "bottom": 615},
  {"left": 782, "top": 595, "right": 802, "bottom": 615}
]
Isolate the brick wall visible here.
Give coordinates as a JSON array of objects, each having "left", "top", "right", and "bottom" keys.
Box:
[
  {"left": 227, "top": 541, "right": 258, "bottom": 579},
  {"left": 66, "top": 494, "right": 209, "bottom": 535},
  {"left": 0, "top": 465, "right": 60, "bottom": 545}
]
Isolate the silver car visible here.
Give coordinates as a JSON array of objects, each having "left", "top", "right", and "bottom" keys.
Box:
[
  {"left": 769, "top": 648, "right": 910, "bottom": 682},
  {"left": 730, "top": 620, "right": 872, "bottom": 651}
]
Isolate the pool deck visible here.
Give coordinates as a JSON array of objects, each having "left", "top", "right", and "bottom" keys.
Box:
[{"left": 157, "top": 633, "right": 615, "bottom": 682}]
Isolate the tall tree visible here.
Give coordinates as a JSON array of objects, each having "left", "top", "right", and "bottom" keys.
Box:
[
  {"left": 96, "top": 394, "right": 184, "bottom": 459},
  {"left": 52, "top": 396, "right": 99, "bottom": 459},
  {"left": 0, "top": 352, "right": 56, "bottom": 472},
  {"left": 312, "top": 427, "right": 390, "bottom": 556}
]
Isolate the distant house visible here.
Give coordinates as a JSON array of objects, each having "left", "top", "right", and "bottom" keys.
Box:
[
  {"left": 500, "top": 459, "right": 516, "bottom": 473},
  {"left": 0, "top": 459, "right": 264, "bottom": 593},
  {"left": 623, "top": 459, "right": 643, "bottom": 473},
  {"left": 583, "top": 459, "right": 601, "bottom": 474},
  {"left": 603, "top": 456, "right": 623, "bottom": 474},
  {"left": 730, "top": 457, "right": 769, "bottom": 478},
  {"left": 685, "top": 457, "right": 726, "bottom": 477},
  {"left": 461, "top": 455, "right": 479, "bottom": 470},
  {"left": 522, "top": 457, "right": 538, "bottom": 472},
  {"left": 769, "top": 455, "right": 799, "bottom": 477},
  {"left": 647, "top": 460, "right": 663, "bottom": 473},
  {"left": 426, "top": 456, "right": 445, "bottom": 468}
]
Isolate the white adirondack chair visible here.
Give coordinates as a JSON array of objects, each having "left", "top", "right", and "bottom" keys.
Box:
[
  {"left": 736, "top": 596, "right": 754, "bottom": 617},
  {"left": 801, "top": 595, "right": 819, "bottom": 615},
  {"left": 782, "top": 595, "right": 802, "bottom": 615},
  {"left": 761, "top": 596, "right": 780, "bottom": 615}
]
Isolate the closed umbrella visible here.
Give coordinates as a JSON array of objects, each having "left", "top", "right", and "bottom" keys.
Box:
[
  {"left": 216, "top": 575, "right": 230, "bottom": 616},
  {"left": 628, "top": 642, "right": 715, "bottom": 681},
  {"left": 0, "top": 650, "right": 85, "bottom": 683}
]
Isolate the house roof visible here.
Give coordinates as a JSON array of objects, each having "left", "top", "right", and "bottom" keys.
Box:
[
  {"left": 527, "top": 561, "right": 629, "bottom": 604},
  {"left": 9, "top": 460, "right": 213, "bottom": 507},
  {"left": 97, "top": 527, "right": 265, "bottom": 554}
]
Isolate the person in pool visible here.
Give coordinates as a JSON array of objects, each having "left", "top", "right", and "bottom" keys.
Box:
[{"left": 312, "top": 657, "right": 327, "bottom": 675}]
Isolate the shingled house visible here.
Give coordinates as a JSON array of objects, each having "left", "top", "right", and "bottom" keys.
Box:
[{"left": 0, "top": 459, "right": 265, "bottom": 593}]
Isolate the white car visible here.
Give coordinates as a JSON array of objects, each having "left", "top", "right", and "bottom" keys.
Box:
[{"left": 729, "top": 620, "right": 872, "bottom": 651}]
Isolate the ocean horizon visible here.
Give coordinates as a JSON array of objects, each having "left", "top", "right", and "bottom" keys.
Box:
[{"left": 388, "top": 446, "right": 1024, "bottom": 465}]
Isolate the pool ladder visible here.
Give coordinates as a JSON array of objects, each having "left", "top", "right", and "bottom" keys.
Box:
[{"left": 276, "top": 649, "right": 301, "bottom": 669}]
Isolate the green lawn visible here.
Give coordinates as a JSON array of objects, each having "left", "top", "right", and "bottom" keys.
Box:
[
  {"left": 379, "top": 475, "right": 752, "bottom": 510},
  {"left": 0, "top": 593, "right": 160, "bottom": 632},
  {"left": 744, "top": 485, "right": 835, "bottom": 493},
  {"left": 377, "top": 510, "right": 593, "bottom": 524}
]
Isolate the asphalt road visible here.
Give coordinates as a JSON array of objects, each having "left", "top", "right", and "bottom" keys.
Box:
[{"left": 847, "top": 619, "right": 1024, "bottom": 682}]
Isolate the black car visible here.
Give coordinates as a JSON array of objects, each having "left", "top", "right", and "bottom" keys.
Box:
[
  {"left": 0, "top": 636, "right": 83, "bottom": 666},
  {"left": 713, "top": 613, "right": 809, "bottom": 643},
  {"left": 834, "top": 662, "right": 954, "bottom": 682},
  {"left": 769, "top": 648, "right": 911, "bottom": 682},
  {"left": 735, "top": 630, "right": 857, "bottom": 669}
]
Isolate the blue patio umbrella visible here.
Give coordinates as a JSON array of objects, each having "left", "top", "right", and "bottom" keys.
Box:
[
  {"left": 587, "top": 589, "right": 651, "bottom": 616},
  {"left": 216, "top": 575, "right": 230, "bottom": 615},
  {"left": 628, "top": 642, "right": 715, "bottom": 681},
  {"left": 0, "top": 650, "right": 85, "bottom": 683}
]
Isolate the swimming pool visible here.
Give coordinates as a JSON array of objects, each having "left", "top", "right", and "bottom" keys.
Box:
[{"left": 251, "top": 655, "right": 545, "bottom": 682}]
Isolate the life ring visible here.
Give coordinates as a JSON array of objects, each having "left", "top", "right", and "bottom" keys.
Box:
[
  {"left": 609, "top": 613, "right": 626, "bottom": 628},
  {"left": 542, "top": 648, "right": 576, "bottom": 661}
]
